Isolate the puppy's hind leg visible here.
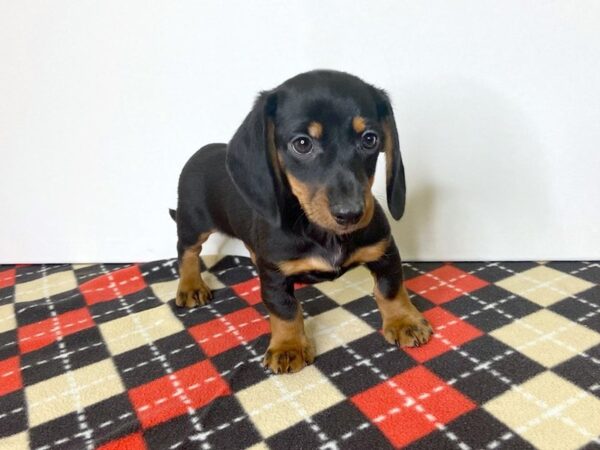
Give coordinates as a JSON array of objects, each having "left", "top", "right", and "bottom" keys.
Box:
[{"left": 176, "top": 231, "right": 213, "bottom": 308}]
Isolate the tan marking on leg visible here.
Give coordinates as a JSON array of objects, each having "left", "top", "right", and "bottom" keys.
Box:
[
  {"left": 352, "top": 116, "right": 366, "bottom": 134},
  {"left": 307, "top": 121, "right": 323, "bottom": 139},
  {"left": 176, "top": 231, "right": 213, "bottom": 308},
  {"left": 343, "top": 237, "right": 390, "bottom": 267},
  {"left": 373, "top": 281, "right": 433, "bottom": 347},
  {"left": 278, "top": 256, "right": 334, "bottom": 276},
  {"left": 263, "top": 307, "right": 315, "bottom": 374}
]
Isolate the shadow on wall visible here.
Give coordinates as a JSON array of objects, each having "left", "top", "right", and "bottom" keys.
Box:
[
  {"left": 387, "top": 77, "right": 551, "bottom": 261},
  {"left": 391, "top": 184, "right": 437, "bottom": 261}
]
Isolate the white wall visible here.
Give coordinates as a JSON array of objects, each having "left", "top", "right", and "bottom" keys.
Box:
[{"left": 1, "top": 1, "right": 599, "bottom": 263}]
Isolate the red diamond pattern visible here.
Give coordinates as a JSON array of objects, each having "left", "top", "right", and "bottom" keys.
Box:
[
  {"left": 405, "top": 265, "right": 488, "bottom": 304},
  {"left": 188, "top": 307, "right": 269, "bottom": 356},
  {"left": 351, "top": 365, "right": 476, "bottom": 447},
  {"left": 231, "top": 278, "right": 262, "bottom": 306},
  {"left": 97, "top": 432, "right": 147, "bottom": 450},
  {"left": 0, "top": 356, "right": 22, "bottom": 396},
  {"left": 0, "top": 268, "right": 16, "bottom": 289},
  {"left": 404, "top": 307, "right": 484, "bottom": 362},
  {"left": 80, "top": 265, "right": 146, "bottom": 305},
  {"left": 128, "top": 360, "right": 230, "bottom": 428},
  {"left": 18, "top": 307, "right": 95, "bottom": 353}
]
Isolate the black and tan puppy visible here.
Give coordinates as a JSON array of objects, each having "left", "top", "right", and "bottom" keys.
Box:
[{"left": 172, "top": 70, "right": 432, "bottom": 373}]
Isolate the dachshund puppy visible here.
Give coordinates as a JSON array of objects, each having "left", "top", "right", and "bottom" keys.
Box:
[{"left": 172, "top": 70, "right": 433, "bottom": 373}]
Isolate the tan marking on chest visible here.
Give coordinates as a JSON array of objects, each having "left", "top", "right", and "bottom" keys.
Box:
[
  {"left": 343, "top": 238, "right": 390, "bottom": 267},
  {"left": 278, "top": 256, "right": 335, "bottom": 276}
]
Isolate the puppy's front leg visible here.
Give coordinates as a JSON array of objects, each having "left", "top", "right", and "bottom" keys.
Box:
[
  {"left": 367, "top": 238, "right": 433, "bottom": 347},
  {"left": 259, "top": 267, "right": 315, "bottom": 373}
]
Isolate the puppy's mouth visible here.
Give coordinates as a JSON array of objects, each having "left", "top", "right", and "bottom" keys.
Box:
[{"left": 329, "top": 221, "right": 365, "bottom": 235}]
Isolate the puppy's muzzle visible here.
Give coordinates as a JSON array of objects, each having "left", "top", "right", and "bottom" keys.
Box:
[{"left": 330, "top": 202, "right": 364, "bottom": 226}]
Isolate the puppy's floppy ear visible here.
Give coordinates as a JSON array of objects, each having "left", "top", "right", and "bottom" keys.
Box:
[
  {"left": 375, "top": 88, "right": 406, "bottom": 220},
  {"left": 226, "top": 91, "right": 282, "bottom": 225}
]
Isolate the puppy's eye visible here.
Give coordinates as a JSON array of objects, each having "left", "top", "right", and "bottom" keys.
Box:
[
  {"left": 361, "top": 131, "right": 379, "bottom": 150},
  {"left": 291, "top": 136, "right": 313, "bottom": 155}
]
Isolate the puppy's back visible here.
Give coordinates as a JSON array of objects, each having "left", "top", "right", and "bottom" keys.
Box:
[{"left": 177, "top": 143, "right": 253, "bottom": 238}]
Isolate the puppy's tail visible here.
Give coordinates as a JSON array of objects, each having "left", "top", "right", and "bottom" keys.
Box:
[{"left": 168, "top": 208, "right": 177, "bottom": 221}]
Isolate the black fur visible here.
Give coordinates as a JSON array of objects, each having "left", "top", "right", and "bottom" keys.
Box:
[{"left": 174, "top": 70, "right": 407, "bottom": 321}]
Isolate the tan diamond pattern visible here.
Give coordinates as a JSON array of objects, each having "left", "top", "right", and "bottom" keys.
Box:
[{"left": 496, "top": 266, "right": 594, "bottom": 306}]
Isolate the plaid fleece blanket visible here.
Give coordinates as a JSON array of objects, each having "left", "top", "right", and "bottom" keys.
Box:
[{"left": 1, "top": 257, "right": 599, "bottom": 449}]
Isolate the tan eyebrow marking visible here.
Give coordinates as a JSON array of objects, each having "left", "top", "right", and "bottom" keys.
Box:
[
  {"left": 352, "top": 116, "right": 366, "bottom": 133},
  {"left": 307, "top": 121, "right": 323, "bottom": 139}
]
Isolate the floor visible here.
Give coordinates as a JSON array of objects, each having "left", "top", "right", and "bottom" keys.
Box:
[{"left": 0, "top": 258, "right": 599, "bottom": 449}]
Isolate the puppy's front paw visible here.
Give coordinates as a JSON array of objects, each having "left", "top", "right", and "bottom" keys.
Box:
[
  {"left": 263, "top": 341, "right": 315, "bottom": 374},
  {"left": 383, "top": 314, "right": 433, "bottom": 347},
  {"left": 176, "top": 280, "right": 212, "bottom": 308}
]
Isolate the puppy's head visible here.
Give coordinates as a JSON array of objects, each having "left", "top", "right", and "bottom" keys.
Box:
[{"left": 226, "top": 70, "right": 405, "bottom": 233}]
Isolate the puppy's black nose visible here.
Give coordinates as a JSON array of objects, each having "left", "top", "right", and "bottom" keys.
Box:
[{"left": 330, "top": 204, "right": 363, "bottom": 225}]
